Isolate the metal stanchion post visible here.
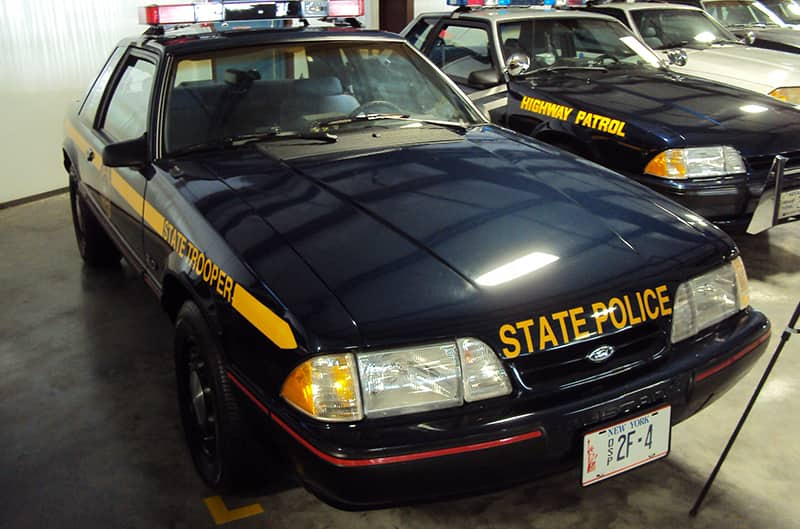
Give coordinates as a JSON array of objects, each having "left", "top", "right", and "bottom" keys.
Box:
[{"left": 690, "top": 300, "right": 800, "bottom": 517}]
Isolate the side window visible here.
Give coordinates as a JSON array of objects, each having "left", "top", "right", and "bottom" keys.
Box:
[
  {"left": 405, "top": 17, "right": 437, "bottom": 50},
  {"left": 101, "top": 57, "right": 156, "bottom": 142},
  {"left": 79, "top": 47, "right": 125, "bottom": 127},
  {"left": 427, "top": 24, "right": 495, "bottom": 83}
]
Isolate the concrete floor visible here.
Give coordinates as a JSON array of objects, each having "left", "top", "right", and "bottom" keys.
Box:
[{"left": 1, "top": 193, "right": 798, "bottom": 529}]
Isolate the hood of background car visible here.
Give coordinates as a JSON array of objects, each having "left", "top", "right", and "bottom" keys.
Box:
[
  {"left": 179, "top": 125, "right": 730, "bottom": 347},
  {"left": 733, "top": 26, "right": 800, "bottom": 47},
  {"left": 513, "top": 67, "right": 800, "bottom": 155},
  {"left": 666, "top": 44, "right": 800, "bottom": 93}
]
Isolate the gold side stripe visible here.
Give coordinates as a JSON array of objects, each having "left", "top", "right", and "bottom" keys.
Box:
[
  {"left": 65, "top": 121, "right": 104, "bottom": 170},
  {"left": 68, "top": 126, "right": 297, "bottom": 350},
  {"left": 111, "top": 171, "right": 144, "bottom": 215},
  {"left": 232, "top": 284, "right": 298, "bottom": 349}
]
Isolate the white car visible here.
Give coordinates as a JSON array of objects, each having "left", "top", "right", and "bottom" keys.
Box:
[{"left": 588, "top": 2, "right": 800, "bottom": 104}]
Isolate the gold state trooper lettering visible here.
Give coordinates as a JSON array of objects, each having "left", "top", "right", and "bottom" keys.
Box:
[
  {"left": 499, "top": 285, "right": 672, "bottom": 358},
  {"left": 161, "top": 219, "right": 235, "bottom": 304},
  {"left": 519, "top": 96, "right": 627, "bottom": 138}
]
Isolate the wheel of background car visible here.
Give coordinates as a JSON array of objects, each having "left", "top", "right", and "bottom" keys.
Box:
[
  {"left": 592, "top": 54, "right": 620, "bottom": 66},
  {"left": 68, "top": 165, "right": 120, "bottom": 267},
  {"left": 174, "top": 300, "right": 266, "bottom": 493},
  {"left": 348, "top": 100, "right": 404, "bottom": 117}
]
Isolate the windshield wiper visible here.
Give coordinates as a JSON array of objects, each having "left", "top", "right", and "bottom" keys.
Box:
[
  {"left": 166, "top": 129, "right": 337, "bottom": 157},
  {"left": 229, "top": 130, "right": 338, "bottom": 146},
  {"left": 525, "top": 65, "right": 608, "bottom": 75},
  {"left": 313, "top": 113, "right": 411, "bottom": 128},
  {"left": 727, "top": 22, "right": 767, "bottom": 28},
  {"left": 313, "top": 114, "right": 471, "bottom": 133}
]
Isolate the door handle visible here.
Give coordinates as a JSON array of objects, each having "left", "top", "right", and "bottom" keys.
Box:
[{"left": 86, "top": 149, "right": 94, "bottom": 162}]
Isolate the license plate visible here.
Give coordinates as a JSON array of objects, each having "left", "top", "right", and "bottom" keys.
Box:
[
  {"left": 779, "top": 188, "right": 800, "bottom": 219},
  {"left": 581, "top": 406, "right": 671, "bottom": 486}
]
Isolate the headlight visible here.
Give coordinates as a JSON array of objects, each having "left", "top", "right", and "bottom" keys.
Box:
[
  {"left": 670, "top": 257, "right": 750, "bottom": 344},
  {"left": 281, "top": 338, "right": 512, "bottom": 421},
  {"left": 644, "top": 146, "right": 745, "bottom": 179},
  {"left": 769, "top": 86, "right": 800, "bottom": 105},
  {"left": 281, "top": 353, "right": 363, "bottom": 422}
]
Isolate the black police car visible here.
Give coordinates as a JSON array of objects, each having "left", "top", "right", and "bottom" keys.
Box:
[
  {"left": 404, "top": 1, "right": 800, "bottom": 230},
  {"left": 64, "top": 0, "right": 770, "bottom": 509}
]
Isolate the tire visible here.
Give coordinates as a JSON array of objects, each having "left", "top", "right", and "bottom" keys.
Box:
[
  {"left": 174, "top": 300, "right": 261, "bottom": 492},
  {"left": 68, "top": 165, "right": 120, "bottom": 267}
]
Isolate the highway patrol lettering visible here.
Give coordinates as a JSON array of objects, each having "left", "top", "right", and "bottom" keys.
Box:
[
  {"left": 161, "top": 219, "right": 235, "bottom": 304},
  {"left": 498, "top": 285, "right": 672, "bottom": 358},
  {"left": 519, "top": 96, "right": 627, "bottom": 138}
]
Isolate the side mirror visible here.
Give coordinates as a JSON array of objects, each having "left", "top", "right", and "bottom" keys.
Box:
[
  {"left": 505, "top": 53, "right": 532, "bottom": 77},
  {"left": 102, "top": 134, "right": 148, "bottom": 168},
  {"left": 467, "top": 68, "right": 502, "bottom": 89},
  {"left": 744, "top": 31, "right": 756, "bottom": 45},
  {"left": 666, "top": 48, "right": 688, "bottom": 67}
]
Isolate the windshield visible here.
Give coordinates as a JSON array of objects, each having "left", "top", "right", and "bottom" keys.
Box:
[
  {"left": 703, "top": 0, "right": 785, "bottom": 26},
  {"left": 760, "top": 0, "right": 800, "bottom": 22},
  {"left": 498, "top": 18, "right": 662, "bottom": 72},
  {"left": 164, "top": 41, "right": 480, "bottom": 155},
  {"left": 631, "top": 9, "right": 739, "bottom": 49}
]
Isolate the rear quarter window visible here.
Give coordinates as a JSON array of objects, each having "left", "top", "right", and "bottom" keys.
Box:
[{"left": 79, "top": 47, "right": 125, "bottom": 127}]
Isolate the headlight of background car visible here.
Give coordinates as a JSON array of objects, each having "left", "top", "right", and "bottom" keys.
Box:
[
  {"left": 769, "top": 86, "right": 800, "bottom": 105},
  {"left": 644, "top": 146, "right": 745, "bottom": 179},
  {"left": 281, "top": 338, "right": 512, "bottom": 421},
  {"left": 670, "top": 257, "right": 749, "bottom": 344}
]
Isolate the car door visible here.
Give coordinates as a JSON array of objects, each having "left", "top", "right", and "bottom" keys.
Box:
[
  {"left": 422, "top": 20, "right": 508, "bottom": 123},
  {"left": 92, "top": 49, "right": 158, "bottom": 261}
]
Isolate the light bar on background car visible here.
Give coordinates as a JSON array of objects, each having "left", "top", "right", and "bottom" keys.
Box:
[{"left": 138, "top": 0, "right": 363, "bottom": 25}]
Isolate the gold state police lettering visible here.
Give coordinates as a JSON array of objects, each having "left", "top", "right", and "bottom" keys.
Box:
[
  {"left": 498, "top": 286, "right": 672, "bottom": 358},
  {"left": 519, "top": 96, "right": 627, "bottom": 138}
]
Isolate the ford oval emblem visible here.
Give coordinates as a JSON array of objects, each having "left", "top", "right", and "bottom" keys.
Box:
[{"left": 586, "top": 345, "right": 616, "bottom": 364}]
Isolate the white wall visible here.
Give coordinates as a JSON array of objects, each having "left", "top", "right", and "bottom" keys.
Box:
[
  {"left": 0, "top": 0, "right": 378, "bottom": 205},
  {"left": 0, "top": 0, "right": 142, "bottom": 204},
  {"left": 414, "top": 0, "right": 448, "bottom": 17}
]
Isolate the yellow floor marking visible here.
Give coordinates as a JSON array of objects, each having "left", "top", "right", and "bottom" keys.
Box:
[{"left": 203, "top": 496, "right": 264, "bottom": 525}]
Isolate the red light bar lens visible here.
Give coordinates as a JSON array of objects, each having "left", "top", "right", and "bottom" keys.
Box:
[
  {"left": 329, "top": 0, "right": 364, "bottom": 17},
  {"left": 138, "top": 3, "right": 224, "bottom": 25}
]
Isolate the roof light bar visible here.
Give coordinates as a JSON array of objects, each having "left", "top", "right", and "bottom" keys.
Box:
[
  {"left": 328, "top": 0, "right": 364, "bottom": 17},
  {"left": 446, "top": 0, "right": 542, "bottom": 6},
  {"left": 138, "top": 0, "right": 366, "bottom": 25}
]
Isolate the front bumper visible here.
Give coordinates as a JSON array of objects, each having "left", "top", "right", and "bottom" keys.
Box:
[
  {"left": 634, "top": 173, "right": 759, "bottom": 227},
  {"left": 230, "top": 310, "right": 770, "bottom": 509}
]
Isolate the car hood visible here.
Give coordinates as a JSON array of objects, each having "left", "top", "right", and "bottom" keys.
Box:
[
  {"left": 514, "top": 67, "right": 800, "bottom": 156},
  {"left": 663, "top": 44, "right": 800, "bottom": 94},
  {"left": 190, "top": 125, "right": 731, "bottom": 347},
  {"left": 730, "top": 25, "right": 800, "bottom": 47}
]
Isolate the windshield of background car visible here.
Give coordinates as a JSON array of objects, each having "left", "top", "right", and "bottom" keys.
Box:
[
  {"left": 703, "top": 0, "right": 784, "bottom": 26},
  {"left": 631, "top": 9, "right": 738, "bottom": 49},
  {"left": 164, "top": 41, "right": 479, "bottom": 154},
  {"left": 762, "top": 0, "right": 800, "bottom": 22},
  {"left": 498, "top": 18, "right": 662, "bottom": 71}
]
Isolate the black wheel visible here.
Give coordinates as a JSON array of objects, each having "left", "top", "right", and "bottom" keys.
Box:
[
  {"left": 68, "top": 165, "right": 120, "bottom": 267},
  {"left": 175, "top": 301, "right": 260, "bottom": 492}
]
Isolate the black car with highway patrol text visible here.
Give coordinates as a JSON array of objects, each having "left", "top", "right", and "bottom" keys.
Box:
[
  {"left": 64, "top": 0, "right": 771, "bottom": 509},
  {"left": 404, "top": 1, "right": 800, "bottom": 230}
]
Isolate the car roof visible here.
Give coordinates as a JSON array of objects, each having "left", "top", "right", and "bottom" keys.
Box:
[
  {"left": 127, "top": 26, "right": 405, "bottom": 56},
  {"left": 592, "top": 2, "right": 705, "bottom": 12},
  {"left": 448, "top": 7, "right": 619, "bottom": 23}
]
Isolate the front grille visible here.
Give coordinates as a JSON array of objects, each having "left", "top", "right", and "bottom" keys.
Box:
[
  {"left": 747, "top": 151, "right": 800, "bottom": 186},
  {"left": 510, "top": 323, "right": 667, "bottom": 401}
]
